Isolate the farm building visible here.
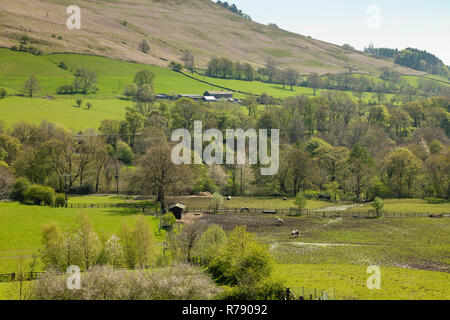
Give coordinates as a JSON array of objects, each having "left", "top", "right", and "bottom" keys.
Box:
[
  {"left": 203, "top": 91, "right": 233, "bottom": 99},
  {"left": 168, "top": 203, "right": 186, "bottom": 220},
  {"left": 178, "top": 94, "right": 203, "bottom": 101},
  {"left": 203, "top": 96, "right": 217, "bottom": 102}
]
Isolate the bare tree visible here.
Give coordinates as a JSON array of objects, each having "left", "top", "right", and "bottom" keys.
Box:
[{"left": 137, "top": 145, "right": 192, "bottom": 210}]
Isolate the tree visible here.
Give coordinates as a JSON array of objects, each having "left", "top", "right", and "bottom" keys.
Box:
[
  {"left": 193, "top": 224, "right": 227, "bottom": 265},
  {"left": 265, "top": 57, "right": 277, "bottom": 83},
  {"left": 23, "top": 75, "right": 41, "bottom": 97},
  {"left": 384, "top": 148, "right": 422, "bottom": 197},
  {"left": 124, "top": 107, "right": 144, "bottom": 147},
  {"left": 210, "top": 192, "right": 223, "bottom": 213},
  {"left": 0, "top": 165, "right": 14, "bottom": 200},
  {"left": 169, "top": 61, "right": 183, "bottom": 72},
  {"left": 86, "top": 102, "right": 93, "bottom": 110},
  {"left": 371, "top": 197, "right": 384, "bottom": 216},
  {"left": 133, "top": 70, "right": 155, "bottom": 89},
  {"left": 293, "top": 192, "right": 307, "bottom": 214},
  {"left": 73, "top": 213, "right": 101, "bottom": 270},
  {"left": 76, "top": 99, "right": 82, "bottom": 107},
  {"left": 73, "top": 68, "right": 98, "bottom": 94},
  {"left": 285, "top": 69, "right": 299, "bottom": 91},
  {"left": 0, "top": 133, "right": 22, "bottom": 165},
  {"left": 307, "top": 73, "right": 322, "bottom": 95},
  {"left": 347, "top": 143, "right": 374, "bottom": 201},
  {"left": 138, "top": 39, "right": 150, "bottom": 53},
  {"left": 325, "top": 181, "right": 341, "bottom": 202},
  {"left": 137, "top": 145, "right": 191, "bottom": 210},
  {"left": 181, "top": 50, "right": 195, "bottom": 73},
  {"left": 123, "top": 83, "right": 138, "bottom": 99},
  {"left": 133, "top": 216, "right": 156, "bottom": 268}
]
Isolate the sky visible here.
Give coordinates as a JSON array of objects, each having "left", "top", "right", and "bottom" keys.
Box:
[{"left": 220, "top": 0, "right": 450, "bottom": 65}]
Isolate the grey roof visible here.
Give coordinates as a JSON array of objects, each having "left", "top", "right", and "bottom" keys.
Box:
[{"left": 168, "top": 203, "right": 186, "bottom": 210}]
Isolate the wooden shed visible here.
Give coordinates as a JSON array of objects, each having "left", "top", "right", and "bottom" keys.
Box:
[{"left": 168, "top": 203, "right": 186, "bottom": 220}]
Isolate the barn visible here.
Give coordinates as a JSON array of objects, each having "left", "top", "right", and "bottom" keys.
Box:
[
  {"left": 168, "top": 203, "right": 186, "bottom": 220},
  {"left": 203, "top": 91, "right": 233, "bottom": 99}
]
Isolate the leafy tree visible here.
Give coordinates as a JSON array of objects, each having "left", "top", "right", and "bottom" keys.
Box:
[
  {"left": 371, "top": 197, "right": 384, "bottom": 216},
  {"left": 133, "top": 70, "right": 155, "bottom": 89},
  {"left": 193, "top": 224, "right": 227, "bottom": 265},
  {"left": 347, "top": 143, "right": 374, "bottom": 201},
  {"left": 210, "top": 192, "right": 224, "bottom": 213},
  {"left": 10, "top": 177, "right": 31, "bottom": 202},
  {"left": 73, "top": 68, "right": 98, "bottom": 94},
  {"left": 123, "top": 83, "right": 138, "bottom": 99},
  {"left": 293, "top": 192, "right": 307, "bottom": 214},
  {"left": 307, "top": 73, "right": 322, "bottom": 95},
  {"left": 23, "top": 75, "right": 41, "bottom": 97},
  {"left": 384, "top": 148, "right": 422, "bottom": 197},
  {"left": 325, "top": 181, "right": 341, "bottom": 203},
  {"left": 76, "top": 99, "right": 82, "bottom": 107},
  {"left": 138, "top": 39, "right": 150, "bottom": 53}
]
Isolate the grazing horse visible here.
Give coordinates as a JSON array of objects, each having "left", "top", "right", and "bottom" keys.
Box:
[
  {"left": 291, "top": 230, "right": 299, "bottom": 237},
  {"left": 277, "top": 218, "right": 284, "bottom": 226},
  {"left": 240, "top": 207, "right": 250, "bottom": 213}
]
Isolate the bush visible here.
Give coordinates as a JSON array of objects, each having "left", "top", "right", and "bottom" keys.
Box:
[
  {"left": 0, "top": 88, "right": 7, "bottom": 99},
  {"left": 161, "top": 212, "right": 176, "bottom": 229},
  {"left": 208, "top": 226, "right": 274, "bottom": 285},
  {"left": 10, "top": 177, "right": 31, "bottom": 202},
  {"left": 193, "top": 224, "right": 227, "bottom": 265},
  {"left": 116, "top": 141, "right": 134, "bottom": 164},
  {"left": 24, "top": 184, "right": 56, "bottom": 206},
  {"left": 29, "top": 264, "right": 220, "bottom": 300},
  {"left": 55, "top": 194, "right": 66, "bottom": 207}
]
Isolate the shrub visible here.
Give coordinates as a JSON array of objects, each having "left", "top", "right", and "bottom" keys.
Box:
[
  {"left": 10, "top": 177, "right": 31, "bottom": 202},
  {"left": 75, "top": 99, "right": 82, "bottom": 107},
  {"left": 161, "top": 212, "right": 176, "bottom": 229},
  {"left": 371, "top": 197, "right": 384, "bottom": 216},
  {"left": 55, "top": 194, "right": 66, "bottom": 207},
  {"left": 208, "top": 226, "right": 274, "bottom": 285},
  {"left": 0, "top": 166, "right": 14, "bottom": 200},
  {"left": 193, "top": 224, "right": 227, "bottom": 265},
  {"left": 29, "top": 264, "right": 220, "bottom": 300},
  {"left": 24, "top": 184, "right": 56, "bottom": 206},
  {"left": 0, "top": 88, "right": 7, "bottom": 99},
  {"left": 116, "top": 141, "right": 134, "bottom": 164}
]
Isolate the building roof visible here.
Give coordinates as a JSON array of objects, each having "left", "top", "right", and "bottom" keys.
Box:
[
  {"left": 168, "top": 203, "right": 186, "bottom": 210},
  {"left": 204, "top": 91, "right": 233, "bottom": 95},
  {"left": 203, "top": 96, "right": 217, "bottom": 101},
  {"left": 178, "top": 94, "right": 203, "bottom": 99}
]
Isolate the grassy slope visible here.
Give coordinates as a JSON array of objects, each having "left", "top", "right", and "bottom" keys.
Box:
[
  {"left": 0, "top": 202, "right": 164, "bottom": 273},
  {"left": 0, "top": 49, "right": 215, "bottom": 97},
  {"left": 275, "top": 264, "right": 450, "bottom": 300},
  {"left": 0, "top": 0, "right": 422, "bottom": 76},
  {"left": 0, "top": 97, "right": 132, "bottom": 131},
  {"left": 348, "top": 199, "right": 450, "bottom": 214}
]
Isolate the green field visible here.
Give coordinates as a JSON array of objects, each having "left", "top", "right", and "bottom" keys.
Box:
[
  {"left": 275, "top": 264, "right": 450, "bottom": 300},
  {"left": 0, "top": 97, "right": 132, "bottom": 131},
  {"left": 348, "top": 199, "right": 450, "bottom": 214},
  {"left": 0, "top": 202, "right": 164, "bottom": 273},
  {"left": 0, "top": 49, "right": 215, "bottom": 98}
]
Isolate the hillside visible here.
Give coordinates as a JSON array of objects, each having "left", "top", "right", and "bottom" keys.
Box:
[{"left": 0, "top": 0, "right": 424, "bottom": 76}]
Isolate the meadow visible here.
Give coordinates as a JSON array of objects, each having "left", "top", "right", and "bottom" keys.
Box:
[{"left": 0, "top": 202, "right": 164, "bottom": 274}]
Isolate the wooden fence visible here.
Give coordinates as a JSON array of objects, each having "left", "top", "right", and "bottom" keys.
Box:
[
  {"left": 63, "top": 203, "right": 448, "bottom": 218},
  {"left": 274, "top": 287, "right": 336, "bottom": 300},
  {"left": 0, "top": 271, "right": 46, "bottom": 282}
]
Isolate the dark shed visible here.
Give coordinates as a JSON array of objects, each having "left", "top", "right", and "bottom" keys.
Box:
[{"left": 168, "top": 203, "right": 186, "bottom": 220}]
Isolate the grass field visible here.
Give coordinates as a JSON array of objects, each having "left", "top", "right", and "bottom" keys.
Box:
[
  {"left": 0, "top": 96, "right": 132, "bottom": 131},
  {"left": 0, "top": 49, "right": 215, "bottom": 98},
  {"left": 348, "top": 199, "right": 450, "bottom": 214},
  {"left": 275, "top": 264, "right": 450, "bottom": 300},
  {"left": 0, "top": 202, "right": 164, "bottom": 273}
]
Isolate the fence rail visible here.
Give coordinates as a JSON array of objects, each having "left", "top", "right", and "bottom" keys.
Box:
[
  {"left": 0, "top": 271, "right": 46, "bottom": 282},
  {"left": 62, "top": 203, "right": 448, "bottom": 218},
  {"left": 274, "top": 287, "right": 336, "bottom": 300}
]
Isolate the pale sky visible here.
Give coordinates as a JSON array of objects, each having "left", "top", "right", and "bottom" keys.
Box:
[{"left": 220, "top": 0, "right": 450, "bottom": 65}]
